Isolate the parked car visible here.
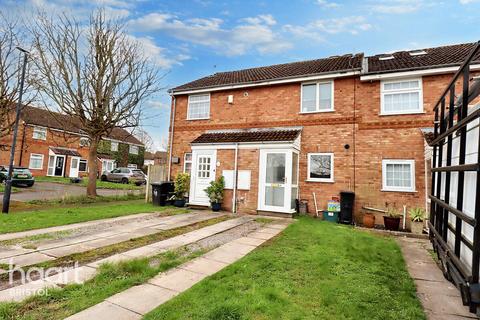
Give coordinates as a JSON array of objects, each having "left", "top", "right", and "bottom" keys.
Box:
[
  {"left": 100, "top": 167, "right": 146, "bottom": 186},
  {"left": 0, "top": 166, "right": 35, "bottom": 187}
]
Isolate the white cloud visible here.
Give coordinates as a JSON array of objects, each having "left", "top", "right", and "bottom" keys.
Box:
[
  {"left": 128, "top": 35, "right": 190, "bottom": 69},
  {"left": 368, "top": 0, "right": 423, "bottom": 14},
  {"left": 129, "top": 13, "right": 292, "bottom": 56},
  {"left": 284, "top": 16, "right": 372, "bottom": 41},
  {"left": 316, "top": 0, "right": 340, "bottom": 8}
]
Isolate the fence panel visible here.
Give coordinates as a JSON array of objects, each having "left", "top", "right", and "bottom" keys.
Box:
[{"left": 145, "top": 164, "right": 168, "bottom": 202}]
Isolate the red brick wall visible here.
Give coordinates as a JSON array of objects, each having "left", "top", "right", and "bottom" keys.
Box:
[{"left": 169, "top": 73, "right": 455, "bottom": 223}]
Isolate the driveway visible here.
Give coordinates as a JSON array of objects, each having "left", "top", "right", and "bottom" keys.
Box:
[{"left": 0, "top": 181, "right": 144, "bottom": 202}]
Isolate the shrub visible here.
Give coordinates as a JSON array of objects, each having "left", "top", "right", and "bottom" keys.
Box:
[
  {"left": 174, "top": 173, "right": 190, "bottom": 199},
  {"left": 204, "top": 176, "right": 225, "bottom": 204}
]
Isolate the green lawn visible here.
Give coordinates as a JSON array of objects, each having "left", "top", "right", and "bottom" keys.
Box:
[
  {"left": 0, "top": 184, "right": 20, "bottom": 193},
  {"left": 145, "top": 217, "right": 425, "bottom": 320},
  {"left": 0, "top": 200, "right": 183, "bottom": 234},
  {"left": 34, "top": 176, "right": 142, "bottom": 190}
]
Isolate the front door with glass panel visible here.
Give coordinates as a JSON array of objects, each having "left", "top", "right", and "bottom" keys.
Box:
[
  {"left": 258, "top": 149, "right": 298, "bottom": 213},
  {"left": 189, "top": 150, "right": 216, "bottom": 206},
  {"left": 69, "top": 157, "right": 80, "bottom": 178},
  {"left": 48, "top": 155, "right": 66, "bottom": 177}
]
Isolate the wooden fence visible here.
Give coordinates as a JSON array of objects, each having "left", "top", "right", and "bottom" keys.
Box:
[{"left": 145, "top": 164, "right": 168, "bottom": 202}]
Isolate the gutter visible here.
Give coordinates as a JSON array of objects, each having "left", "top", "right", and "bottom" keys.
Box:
[{"left": 167, "top": 95, "right": 176, "bottom": 181}]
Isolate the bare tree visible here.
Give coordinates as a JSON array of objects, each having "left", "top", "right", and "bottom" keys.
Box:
[
  {"left": 0, "top": 13, "right": 35, "bottom": 150},
  {"left": 31, "top": 10, "right": 160, "bottom": 196},
  {"left": 134, "top": 128, "right": 154, "bottom": 152}
]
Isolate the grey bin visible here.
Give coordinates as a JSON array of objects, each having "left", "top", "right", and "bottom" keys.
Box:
[{"left": 151, "top": 181, "right": 174, "bottom": 206}]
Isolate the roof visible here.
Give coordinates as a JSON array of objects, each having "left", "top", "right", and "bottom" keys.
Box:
[
  {"left": 20, "top": 106, "right": 143, "bottom": 146},
  {"left": 420, "top": 128, "right": 435, "bottom": 146},
  {"left": 172, "top": 41, "right": 480, "bottom": 92},
  {"left": 173, "top": 54, "right": 364, "bottom": 92},
  {"left": 191, "top": 128, "right": 302, "bottom": 144},
  {"left": 50, "top": 147, "right": 81, "bottom": 157},
  {"left": 367, "top": 42, "right": 480, "bottom": 74}
]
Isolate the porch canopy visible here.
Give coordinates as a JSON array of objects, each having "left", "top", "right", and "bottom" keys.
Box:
[
  {"left": 191, "top": 127, "right": 302, "bottom": 145},
  {"left": 49, "top": 147, "right": 81, "bottom": 157}
]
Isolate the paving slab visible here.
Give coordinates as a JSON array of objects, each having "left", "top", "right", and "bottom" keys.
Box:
[
  {"left": 0, "top": 279, "right": 58, "bottom": 302},
  {"left": 202, "top": 247, "right": 247, "bottom": 264},
  {"left": 106, "top": 284, "right": 178, "bottom": 315},
  {"left": 232, "top": 236, "right": 266, "bottom": 247},
  {"left": 65, "top": 301, "right": 141, "bottom": 320},
  {"left": 180, "top": 257, "right": 228, "bottom": 275},
  {"left": 41, "top": 243, "right": 96, "bottom": 258},
  {"left": 397, "top": 237, "right": 473, "bottom": 320},
  {"left": 246, "top": 231, "right": 276, "bottom": 240},
  {"left": 0, "top": 252, "right": 56, "bottom": 267},
  {"left": 219, "top": 242, "right": 257, "bottom": 255},
  {"left": 149, "top": 268, "right": 207, "bottom": 292},
  {"left": 87, "top": 253, "right": 132, "bottom": 268},
  {"left": 44, "top": 266, "right": 97, "bottom": 286}
]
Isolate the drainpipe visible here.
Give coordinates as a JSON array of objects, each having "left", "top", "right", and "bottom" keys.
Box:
[
  {"left": 232, "top": 143, "right": 239, "bottom": 214},
  {"left": 167, "top": 95, "right": 176, "bottom": 181}
]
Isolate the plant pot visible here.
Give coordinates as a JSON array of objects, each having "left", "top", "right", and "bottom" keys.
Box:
[
  {"left": 174, "top": 199, "right": 186, "bottom": 207},
  {"left": 411, "top": 221, "right": 424, "bottom": 234},
  {"left": 211, "top": 202, "right": 221, "bottom": 212},
  {"left": 363, "top": 213, "right": 375, "bottom": 228},
  {"left": 383, "top": 216, "right": 400, "bottom": 231}
]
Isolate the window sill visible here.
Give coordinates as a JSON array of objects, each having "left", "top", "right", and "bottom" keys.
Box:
[
  {"left": 186, "top": 117, "right": 210, "bottom": 121},
  {"left": 29, "top": 168, "right": 42, "bottom": 170},
  {"left": 306, "top": 179, "right": 335, "bottom": 183},
  {"left": 299, "top": 110, "right": 335, "bottom": 114},
  {"left": 381, "top": 189, "right": 417, "bottom": 193},
  {"left": 379, "top": 111, "right": 426, "bottom": 116}
]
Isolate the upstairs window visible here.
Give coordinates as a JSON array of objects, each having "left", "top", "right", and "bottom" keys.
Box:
[
  {"left": 32, "top": 126, "right": 47, "bottom": 140},
  {"left": 301, "top": 82, "right": 333, "bottom": 113},
  {"left": 111, "top": 141, "right": 119, "bottom": 152},
  {"left": 188, "top": 94, "right": 210, "bottom": 120},
  {"left": 79, "top": 137, "right": 90, "bottom": 147},
  {"left": 129, "top": 145, "right": 139, "bottom": 155},
  {"left": 381, "top": 79, "right": 423, "bottom": 115}
]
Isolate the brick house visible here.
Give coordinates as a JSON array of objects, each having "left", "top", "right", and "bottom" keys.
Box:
[
  {"left": 0, "top": 106, "right": 145, "bottom": 178},
  {"left": 144, "top": 151, "right": 168, "bottom": 167},
  {"left": 167, "top": 42, "right": 479, "bottom": 223}
]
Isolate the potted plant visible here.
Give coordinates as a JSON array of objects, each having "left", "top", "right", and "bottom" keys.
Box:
[
  {"left": 410, "top": 207, "right": 426, "bottom": 234},
  {"left": 363, "top": 212, "right": 375, "bottom": 228},
  {"left": 384, "top": 207, "right": 401, "bottom": 231},
  {"left": 204, "top": 176, "right": 225, "bottom": 212},
  {"left": 172, "top": 173, "right": 190, "bottom": 207}
]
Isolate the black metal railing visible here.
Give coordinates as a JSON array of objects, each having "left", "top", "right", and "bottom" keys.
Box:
[{"left": 429, "top": 40, "right": 480, "bottom": 314}]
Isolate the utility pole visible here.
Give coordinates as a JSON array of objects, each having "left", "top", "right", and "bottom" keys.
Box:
[{"left": 2, "top": 47, "right": 29, "bottom": 214}]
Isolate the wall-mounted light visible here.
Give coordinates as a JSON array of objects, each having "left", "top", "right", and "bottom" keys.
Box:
[{"left": 227, "top": 95, "right": 234, "bottom": 104}]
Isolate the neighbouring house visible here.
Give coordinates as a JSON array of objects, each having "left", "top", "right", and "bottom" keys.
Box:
[
  {"left": 0, "top": 106, "right": 145, "bottom": 178},
  {"left": 167, "top": 42, "right": 480, "bottom": 224},
  {"left": 144, "top": 151, "right": 168, "bottom": 167}
]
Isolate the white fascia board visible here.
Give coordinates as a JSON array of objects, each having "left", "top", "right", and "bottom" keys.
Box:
[
  {"left": 360, "top": 64, "right": 480, "bottom": 81},
  {"left": 172, "top": 71, "right": 359, "bottom": 95}
]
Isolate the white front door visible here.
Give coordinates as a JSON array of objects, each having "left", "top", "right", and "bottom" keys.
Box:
[
  {"left": 189, "top": 150, "right": 216, "bottom": 205},
  {"left": 258, "top": 149, "right": 297, "bottom": 213},
  {"left": 69, "top": 157, "right": 80, "bottom": 178}
]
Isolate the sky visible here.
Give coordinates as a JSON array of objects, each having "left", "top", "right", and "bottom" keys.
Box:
[{"left": 1, "top": 0, "right": 480, "bottom": 151}]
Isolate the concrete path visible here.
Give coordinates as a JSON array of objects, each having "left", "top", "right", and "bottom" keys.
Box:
[
  {"left": 65, "top": 222, "right": 291, "bottom": 320},
  {"left": 0, "top": 216, "right": 254, "bottom": 302},
  {"left": 397, "top": 237, "right": 476, "bottom": 320},
  {"left": 0, "top": 181, "right": 144, "bottom": 203},
  {"left": 0, "top": 212, "right": 224, "bottom": 269}
]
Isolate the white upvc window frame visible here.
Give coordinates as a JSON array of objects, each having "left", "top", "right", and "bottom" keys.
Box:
[
  {"left": 184, "top": 152, "right": 192, "bottom": 173},
  {"left": 79, "top": 159, "right": 88, "bottom": 172},
  {"left": 79, "top": 137, "right": 90, "bottom": 147},
  {"left": 32, "top": 126, "right": 47, "bottom": 140},
  {"left": 382, "top": 159, "right": 416, "bottom": 192},
  {"left": 300, "top": 81, "right": 334, "bottom": 114},
  {"left": 111, "top": 141, "right": 119, "bottom": 152},
  {"left": 306, "top": 152, "right": 334, "bottom": 183},
  {"left": 28, "top": 153, "right": 44, "bottom": 170},
  {"left": 380, "top": 78, "right": 424, "bottom": 115},
  {"left": 187, "top": 93, "right": 211, "bottom": 120},
  {"left": 129, "top": 145, "right": 139, "bottom": 155}
]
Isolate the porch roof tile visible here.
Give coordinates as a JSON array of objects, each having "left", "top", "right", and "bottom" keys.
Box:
[{"left": 191, "top": 128, "right": 301, "bottom": 144}]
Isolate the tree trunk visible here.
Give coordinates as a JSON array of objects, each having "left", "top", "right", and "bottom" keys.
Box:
[{"left": 87, "top": 139, "right": 99, "bottom": 197}]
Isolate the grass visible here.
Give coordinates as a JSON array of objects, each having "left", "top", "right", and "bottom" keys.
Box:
[
  {"left": 27, "top": 193, "right": 144, "bottom": 206},
  {"left": 144, "top": 217, "right": 425, "bottom": 320},
  {"left": 0, "top": 184, "right": 20, "bottom": 193},
  {"left": 34, "top": 176, "right": 143, "bottom": 190},
  {"left": 0, "top": 200, "right": 184, "bottom": 234},
  {"left": 0, "top": 247, "right": 206, "bottom": 320}
]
